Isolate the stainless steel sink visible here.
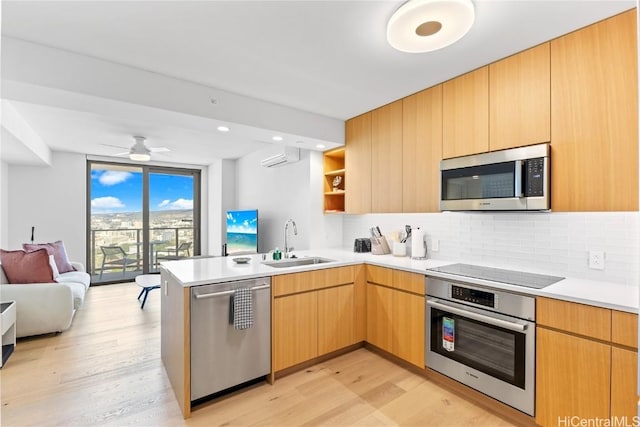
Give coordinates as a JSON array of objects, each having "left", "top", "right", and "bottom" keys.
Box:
[{"left": 262, "top": 256, "right": 336, "bottom": 268}]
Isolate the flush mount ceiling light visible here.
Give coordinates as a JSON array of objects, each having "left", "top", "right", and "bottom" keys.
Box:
[
  {"left": 129, "top": 136, "right": 152, "bottom": 161},
  {"left": 387, "top": 0, "right": 475, "bottom": 53},
  {"left": 129, "top": 152, "right": 151, "bottom": 162},
  {"left": 217, "top": 125, "right": 230, "bottom": 132},
  {"left": 272, "top": 136, "right": 283, "bottom": 142}
]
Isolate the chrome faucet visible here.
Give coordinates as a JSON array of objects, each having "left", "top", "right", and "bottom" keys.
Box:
[{"left": 284, "top": 219, "right": 298, "bottom": 258}]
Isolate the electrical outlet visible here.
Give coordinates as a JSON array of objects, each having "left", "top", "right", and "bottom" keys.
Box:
[
  {"left": 588, "top": 251, "right": 605, "bottom": 270},
  {"left": 432, "top": 239, "right": 439, "bottom": 252}
]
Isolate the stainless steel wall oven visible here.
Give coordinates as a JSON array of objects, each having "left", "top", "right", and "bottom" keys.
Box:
[{"left": 426, "top": 276, "right": 536, "bottom": 416}]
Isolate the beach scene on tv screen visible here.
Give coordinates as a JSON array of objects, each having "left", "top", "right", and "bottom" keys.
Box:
[{"left": 226, "top": 210, "right": 258, "bottom": 254}]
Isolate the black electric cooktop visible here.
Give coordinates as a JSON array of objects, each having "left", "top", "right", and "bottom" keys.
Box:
[{"left": 427, "top": 263, "right": 564, "bottom": 289}]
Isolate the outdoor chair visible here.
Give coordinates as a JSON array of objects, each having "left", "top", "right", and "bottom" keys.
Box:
[
  {"left": 99, "top": 245, "right": 140, "bottom": 280},
  {"left": 155, "top": 241, "right": 192, "bottom": 266}
]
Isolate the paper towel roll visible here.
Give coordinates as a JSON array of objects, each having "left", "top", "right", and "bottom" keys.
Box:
[{"left": 411, "top": 227, "right": 427, "bottom": 259}]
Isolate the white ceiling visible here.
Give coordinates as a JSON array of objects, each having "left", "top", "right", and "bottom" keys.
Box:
[{"left": 1, "top": 0, "right": 635, "bottom": 165}]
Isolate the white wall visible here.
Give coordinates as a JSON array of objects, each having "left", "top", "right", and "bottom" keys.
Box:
[
  {"left": 7, "top": 152, "right": 86, "bottom": 261},
  {"left": 7, "top": 152, "right": 211, "bottom": 265},
  {"left": 0, "top": 161, "right": 8, "bottom": 248},
  {"left": 207, "top": 158, "right": 236, "bottom": 256},
  {"left": 235, "top": 148, "right": 342, "bottom": 254},
  {"left": 308, "top": 151, "right": 343, "bottom": 249},
  {"left": 342, "top": 212, "right": 640, "bottom": 286}
]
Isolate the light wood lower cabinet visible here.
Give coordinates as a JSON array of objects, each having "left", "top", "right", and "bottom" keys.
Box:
[
  {"left": 366, "top": 283, "right": 393, "bottom": 354},
  {"left": 318, "top": 285, "right": 355, "bottom": 355},
  {"left": 273, "top": 292, "right": 318, "bottom": 372},
  {"left": 392, "top": 290, "right": 425, "bottom": 368},
  {"left": 611, "top": 346, "right": 638, "bottom": 421},
  {"left": 536, "top": 298, "right": 639, "bottom": 426},
  {"left": 366, "top": 271, "right": 425, "bottom": 369},
  {"left": 272, "top": 267, "right": 360, "bottom": 373},
  {"left": 536, "top": 327, "right": 611, "bottom": 426}
]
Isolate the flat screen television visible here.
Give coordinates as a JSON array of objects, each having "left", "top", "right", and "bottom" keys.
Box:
[{"left": 226, "top": 209, "right": 259, "bottom": 255}]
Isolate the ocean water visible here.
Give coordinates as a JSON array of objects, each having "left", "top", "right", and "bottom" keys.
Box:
[{"left": 227, "top": 232, "right": 258, "bottom": 254}]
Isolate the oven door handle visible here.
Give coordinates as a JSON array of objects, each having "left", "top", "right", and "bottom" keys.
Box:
[{"left": 427, "top": 299, "right": 527, "bottom": 332}]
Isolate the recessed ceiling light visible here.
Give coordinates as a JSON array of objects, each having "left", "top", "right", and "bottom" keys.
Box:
[
  {"left": 316, "top": 144, "right": 326, "bottom": 149},
  {"left": 272, "top": 136, "right": 283, "bottom": 141},
  {"left": 387, "top": 0, "right": 475, "bottom": 53},
  {"left": 217, "top": 126, "right": 230, "bottom": 132}
]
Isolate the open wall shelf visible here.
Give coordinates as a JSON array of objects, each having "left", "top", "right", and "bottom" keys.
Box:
[{"left": 323, "top": 147, "right": 345, "bottom": 213}]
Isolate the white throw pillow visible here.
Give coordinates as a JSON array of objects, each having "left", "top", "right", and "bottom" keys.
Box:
[{"left": 49, "top": 255, "right": 60, "bottom": 279}]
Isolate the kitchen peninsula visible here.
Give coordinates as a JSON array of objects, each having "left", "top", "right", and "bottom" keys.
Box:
[{"left": 160, "top": 250, "right": 638, "bottom": 422}]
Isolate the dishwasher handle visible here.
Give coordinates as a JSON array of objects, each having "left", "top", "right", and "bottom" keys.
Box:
[
  {"left": 194, "top": 284, "right": 270, "bottom": 300},
  {"left": 427, "top": 299, "right": 527, "bottom": 332}
]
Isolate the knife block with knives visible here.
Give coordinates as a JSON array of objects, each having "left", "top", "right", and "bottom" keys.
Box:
[{"left": 370, "top": 226, "right": 391, "bottom": 255}]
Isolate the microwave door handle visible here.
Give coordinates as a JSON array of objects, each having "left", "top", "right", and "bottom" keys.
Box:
[
  {"left": 427, "top": 299, "right": 527, "bottom": 332},
  {"left": 514, "top": 160, "right": 523, "bottom": 197}
]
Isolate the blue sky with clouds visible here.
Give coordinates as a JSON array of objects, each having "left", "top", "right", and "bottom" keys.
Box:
[{"left": 91, "top": 169, "right": 194, "bottom": 213}]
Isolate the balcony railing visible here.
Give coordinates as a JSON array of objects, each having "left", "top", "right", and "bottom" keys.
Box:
[{"left": 90, "top": 227, "right": 194, "bottom": 283}]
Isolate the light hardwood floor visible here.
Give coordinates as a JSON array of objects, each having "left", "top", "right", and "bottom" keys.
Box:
[{"left": 1, "top": 283, "right": 517, "bottom": 427}]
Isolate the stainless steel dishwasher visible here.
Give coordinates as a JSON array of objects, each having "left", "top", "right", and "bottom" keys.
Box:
[{"left": 190, "top": 277, "right": 271, "bottom": 402}]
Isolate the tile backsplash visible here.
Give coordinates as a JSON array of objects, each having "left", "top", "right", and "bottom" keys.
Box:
[{"left": 342, "top": 212, "right": 640, "bottom": 286}]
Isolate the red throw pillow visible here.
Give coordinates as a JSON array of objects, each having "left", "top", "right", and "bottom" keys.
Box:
[
  {"left": 23, "top": 240, "right": 75, "bottom": 273},
  {"left": 0, "top": 249, "right": 54, "bottom": 284}
]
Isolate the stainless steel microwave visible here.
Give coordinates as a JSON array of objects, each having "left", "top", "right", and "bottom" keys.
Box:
[{"left": 440, "top": 143, "right": 550, "bottom": 211}]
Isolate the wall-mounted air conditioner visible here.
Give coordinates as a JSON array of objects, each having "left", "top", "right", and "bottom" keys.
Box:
[{"left": 260, "top": 146, "right": 300, "bottom": 168}]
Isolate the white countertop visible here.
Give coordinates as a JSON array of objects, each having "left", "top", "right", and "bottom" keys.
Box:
[{"left": 161, "top": 249, "right": 638, "bottom": 314}]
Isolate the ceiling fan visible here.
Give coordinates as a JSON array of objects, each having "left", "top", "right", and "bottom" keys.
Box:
[{"left": 102, "top": 136, "right": 170, "bottom": 161}]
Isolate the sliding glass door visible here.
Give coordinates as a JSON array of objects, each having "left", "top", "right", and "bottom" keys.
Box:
[
  {"left": 147, "top": 170, "right": 198, "bottom": 272},
  {"left": 88, "top": 161, "right": 200, "bottom": 284}
]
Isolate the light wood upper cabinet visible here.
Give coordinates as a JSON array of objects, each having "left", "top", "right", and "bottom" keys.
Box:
[
  {"left": 345, "top": 112, "right": 372, "bottom": 214},
  {"left": 371, "top": 100, "right": 403, "bottom": 213},
  {"left": 536, "top": 327, "right": 611, "bottom": 426},
  {"left": 442, "top": 66, "right": 489, "bottom": 159},
  {"left": 402, "top": 85, "right": 443, "bottom": 213},
  {"left": 273, "top": 292, "right": 318, "bottom": 372},
  {"left": 551, "top": 10, "right": 638, "bottom": 211},
  {"left": 489, "top": 43, "right": 550, "bottom": 151}
]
